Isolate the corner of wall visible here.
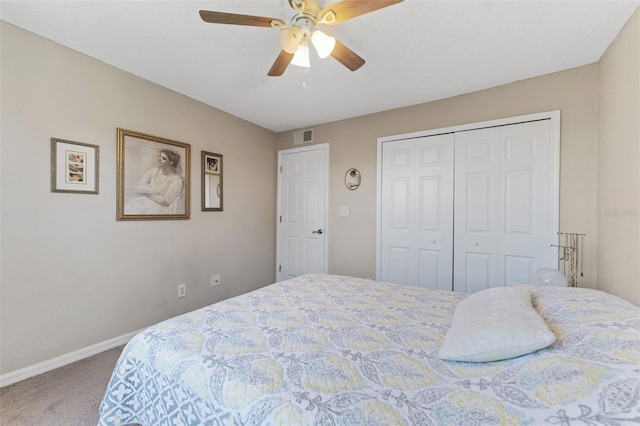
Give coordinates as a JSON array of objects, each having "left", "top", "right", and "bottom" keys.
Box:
[{"left": 596, "top": 6, "right": 640, "bottom": 306}]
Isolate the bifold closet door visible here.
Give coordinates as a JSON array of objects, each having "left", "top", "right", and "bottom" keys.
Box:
[
  {"left": 380, "top": 134, "right": 454, "bottom": 289},
  {"left": 453, "top": 120, "right": 554, "bottom": 292}
]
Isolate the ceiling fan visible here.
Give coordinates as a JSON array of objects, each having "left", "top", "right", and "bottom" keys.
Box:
[{"left": 199, "top": 0, "right": 404, "bottom": 76}]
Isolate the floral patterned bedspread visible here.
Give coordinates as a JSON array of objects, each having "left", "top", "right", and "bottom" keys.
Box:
[{"left": 99, "top": 274, "right": 640, "bottom": 425}]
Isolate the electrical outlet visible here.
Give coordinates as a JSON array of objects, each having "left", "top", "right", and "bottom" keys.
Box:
[
  {"left": 211, "top": 274, "right": 221, "bottom": 287},
  {"left": 339, "top": 206, "right": 349, "bottom": 217},
  {"left": 177, "top": 283, "right": 186, "bottom": 298}
]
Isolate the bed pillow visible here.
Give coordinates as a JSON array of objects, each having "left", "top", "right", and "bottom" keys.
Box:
[{"left": 438, "top": 286, "right": 556, "bottom": 362}]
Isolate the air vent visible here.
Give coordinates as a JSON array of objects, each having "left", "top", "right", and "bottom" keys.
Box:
[{"left": 293, "top": 128, "right": 313, "bottom": 145}]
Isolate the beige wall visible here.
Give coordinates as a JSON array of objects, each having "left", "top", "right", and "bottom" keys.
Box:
[
  {"left": 597, "top": 8, "right": 640, "bottom": 306},
  {"left": 0, "top": 22, "right": 277, "bottom": 374},
  {"left": 277, "top": 65, "right": 600, "bottom": 289}
]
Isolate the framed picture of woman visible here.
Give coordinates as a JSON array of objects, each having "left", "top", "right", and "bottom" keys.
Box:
[{"left": 117, "top": 128, "right": 190, "bottom": 220}]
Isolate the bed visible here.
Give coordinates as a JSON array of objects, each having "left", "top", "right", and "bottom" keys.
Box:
[{"left": 99, "top": 273, "right": 640, "bottom": 425}]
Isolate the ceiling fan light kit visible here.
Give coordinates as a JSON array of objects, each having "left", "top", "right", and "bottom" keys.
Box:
[
  {"left": 310, "top": 30, "right": 336, "bottom": 59},
  {"left": 199, "top": 0, "right": 404, "bottom": 76},
  {"left": 291, "top": 44, "right": 311, "bottom": 68},
  {"left": 279, "top": 26, "right": 302, "bottom": 54}
]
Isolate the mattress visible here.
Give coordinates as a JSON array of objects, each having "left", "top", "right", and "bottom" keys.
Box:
[{"left": 99, "top": 273, "right": 640, "bottom": 425}]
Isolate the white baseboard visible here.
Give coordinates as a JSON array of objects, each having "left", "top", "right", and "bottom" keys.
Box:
[{"left": 0, "top": 329, "right": 143, "bottom": 388}]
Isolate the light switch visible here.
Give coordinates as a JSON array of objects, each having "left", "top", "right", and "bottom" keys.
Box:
[{"left": 339, "top": 206, "right": 349, "bottom": 217}]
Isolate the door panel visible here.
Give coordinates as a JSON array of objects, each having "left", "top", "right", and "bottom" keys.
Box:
[
  {"left": 505, "top": 170, "right": 533, "bottom": 234},
  {"left": 505, "top": 255, "right": 534, "bottom": 285},
  {"left": 465, "top": 172, "right": 493, "bottom": 233},
  {"left": 306, "top": 181, "right": 318, "bottom": 223},
  {"left": 418, "top": 176, "right": 440, "bottom": 230},
  {"left": 415, "top": 135, "right": 454, "bottom": 290},
  {"left": 286, "top": 237, "right": 299, "bottom": 276},
  {"left": 390, "top": 177, "right": 411, "bottom": 230},
  {"left": 453, "top": 120, "right": 554, "bottom": 291},
  {"left": 498, "top": 120, "right": 554, "bottom": 283},
  {"left": 286, "top": 182, "right": 300, "bottom": 222},
  {"left": 381, "top": 134, "right": 454, "bottom": 290},
  {"left": 388, "top": 246, "right": 410, "bottom": 285},
  {"left": 382, "top": 139, "right": 416, "bottom": 285},
  {"left": 454, "top": 128, "right": 500, "bottom": 292},
  {"left": 465, "top": 252, "right": 492, "bottom": 293},
  {"left": 277, "top": 145, "right": 328, "bottom": 281},
  {"left": 417, "top": 249, "right": 440, "bottom": 288}
]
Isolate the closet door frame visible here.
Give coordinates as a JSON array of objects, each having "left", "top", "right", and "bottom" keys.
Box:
[{"left": 376, "top": 110, "right": 561, "bottom": 282}]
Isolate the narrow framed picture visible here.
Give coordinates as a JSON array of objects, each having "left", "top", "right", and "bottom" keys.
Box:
[
  {"left": 51, "top": 138, "right": 99, "bottom": 194},
  {"left": 117, "top": 128, "right": 190, "bottom": 220},
  {"left": 201, "top": 151, "right": 223, "bottom": 211}
]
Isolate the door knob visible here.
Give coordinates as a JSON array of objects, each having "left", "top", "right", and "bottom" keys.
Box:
[
  {"left": 312, "top": 229, "right": 323, "bottom": 235},
  {"left": 473, "top": 241, "right": 479, "bottom": 246}
]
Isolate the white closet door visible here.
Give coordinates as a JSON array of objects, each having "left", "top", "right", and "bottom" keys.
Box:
[
  {"left": 381, "top": 134, "right": 454, "bottom": 289},
  {"left": 453, "top": 120, "right": 554, "bottom": 292},
  {"left": 381, "top": 138, "right": 415, "bottom": 285},
  {"left": 499, "top": 120, "right": 555, "bottom": 285},
  {"left": 453, "top": 128, "right": 501, "bottom": 292}
]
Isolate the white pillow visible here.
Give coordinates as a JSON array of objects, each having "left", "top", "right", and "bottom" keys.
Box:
[{"left": 438, "top": 286, "right": 556, "bottom": 362}]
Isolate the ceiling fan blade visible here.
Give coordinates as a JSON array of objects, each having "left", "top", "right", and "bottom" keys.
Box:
[
  {"left": 330, "top": 39, "right": 365, "bottom": 71},
  {"left": 321, "top": 0, "right": 403, "bottom": 25},
  {"left": 268, "top": 50, "right": 295, "bottom": 76},
  {"left": 199, "top": 10, "right": 284, "bottom": 28}
]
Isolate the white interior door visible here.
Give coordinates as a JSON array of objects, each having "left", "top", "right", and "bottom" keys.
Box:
[
  {"left": 276, "top": 144, "right": 328, "bottom": 282},
  {"left": 380, "top": 134, "right": 454, "bottom": 289},
  {"left": 453, "top": 119, "right": 555, "bottom": 292}
]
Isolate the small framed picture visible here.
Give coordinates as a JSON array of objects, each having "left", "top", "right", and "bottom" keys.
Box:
[
  {"left": 51, "top": 138, "right": 99, "bottom": 194},
  {"left": 117, "top": 128, "right": 190, "bottom": 220},
  {"left": 202, "top": 151, "right": 223, "bottom": 211},
  {"left": 345, "top": 168, "right": 361, "bottom": 190}
]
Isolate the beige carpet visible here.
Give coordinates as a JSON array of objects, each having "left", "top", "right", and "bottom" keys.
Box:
[{"left": 0, "top": 345, "right": 124, "bottom": 426}]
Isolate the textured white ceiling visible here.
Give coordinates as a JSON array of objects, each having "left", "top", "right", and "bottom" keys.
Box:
[{"left": 2, "top": 1, "right": 639, "bottom": 132}]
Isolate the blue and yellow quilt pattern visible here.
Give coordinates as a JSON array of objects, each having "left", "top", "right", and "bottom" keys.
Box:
[{"left": 99, "top": 274, "right": 640, "bottom": 425}]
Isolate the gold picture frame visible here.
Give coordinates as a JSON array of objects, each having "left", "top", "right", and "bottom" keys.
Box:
[
  {"left": 51, "top": 138, "right": 99, "bottom": 194},
  {"left": 117, "top": 128, "right": 190, "bottom": 220}
]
